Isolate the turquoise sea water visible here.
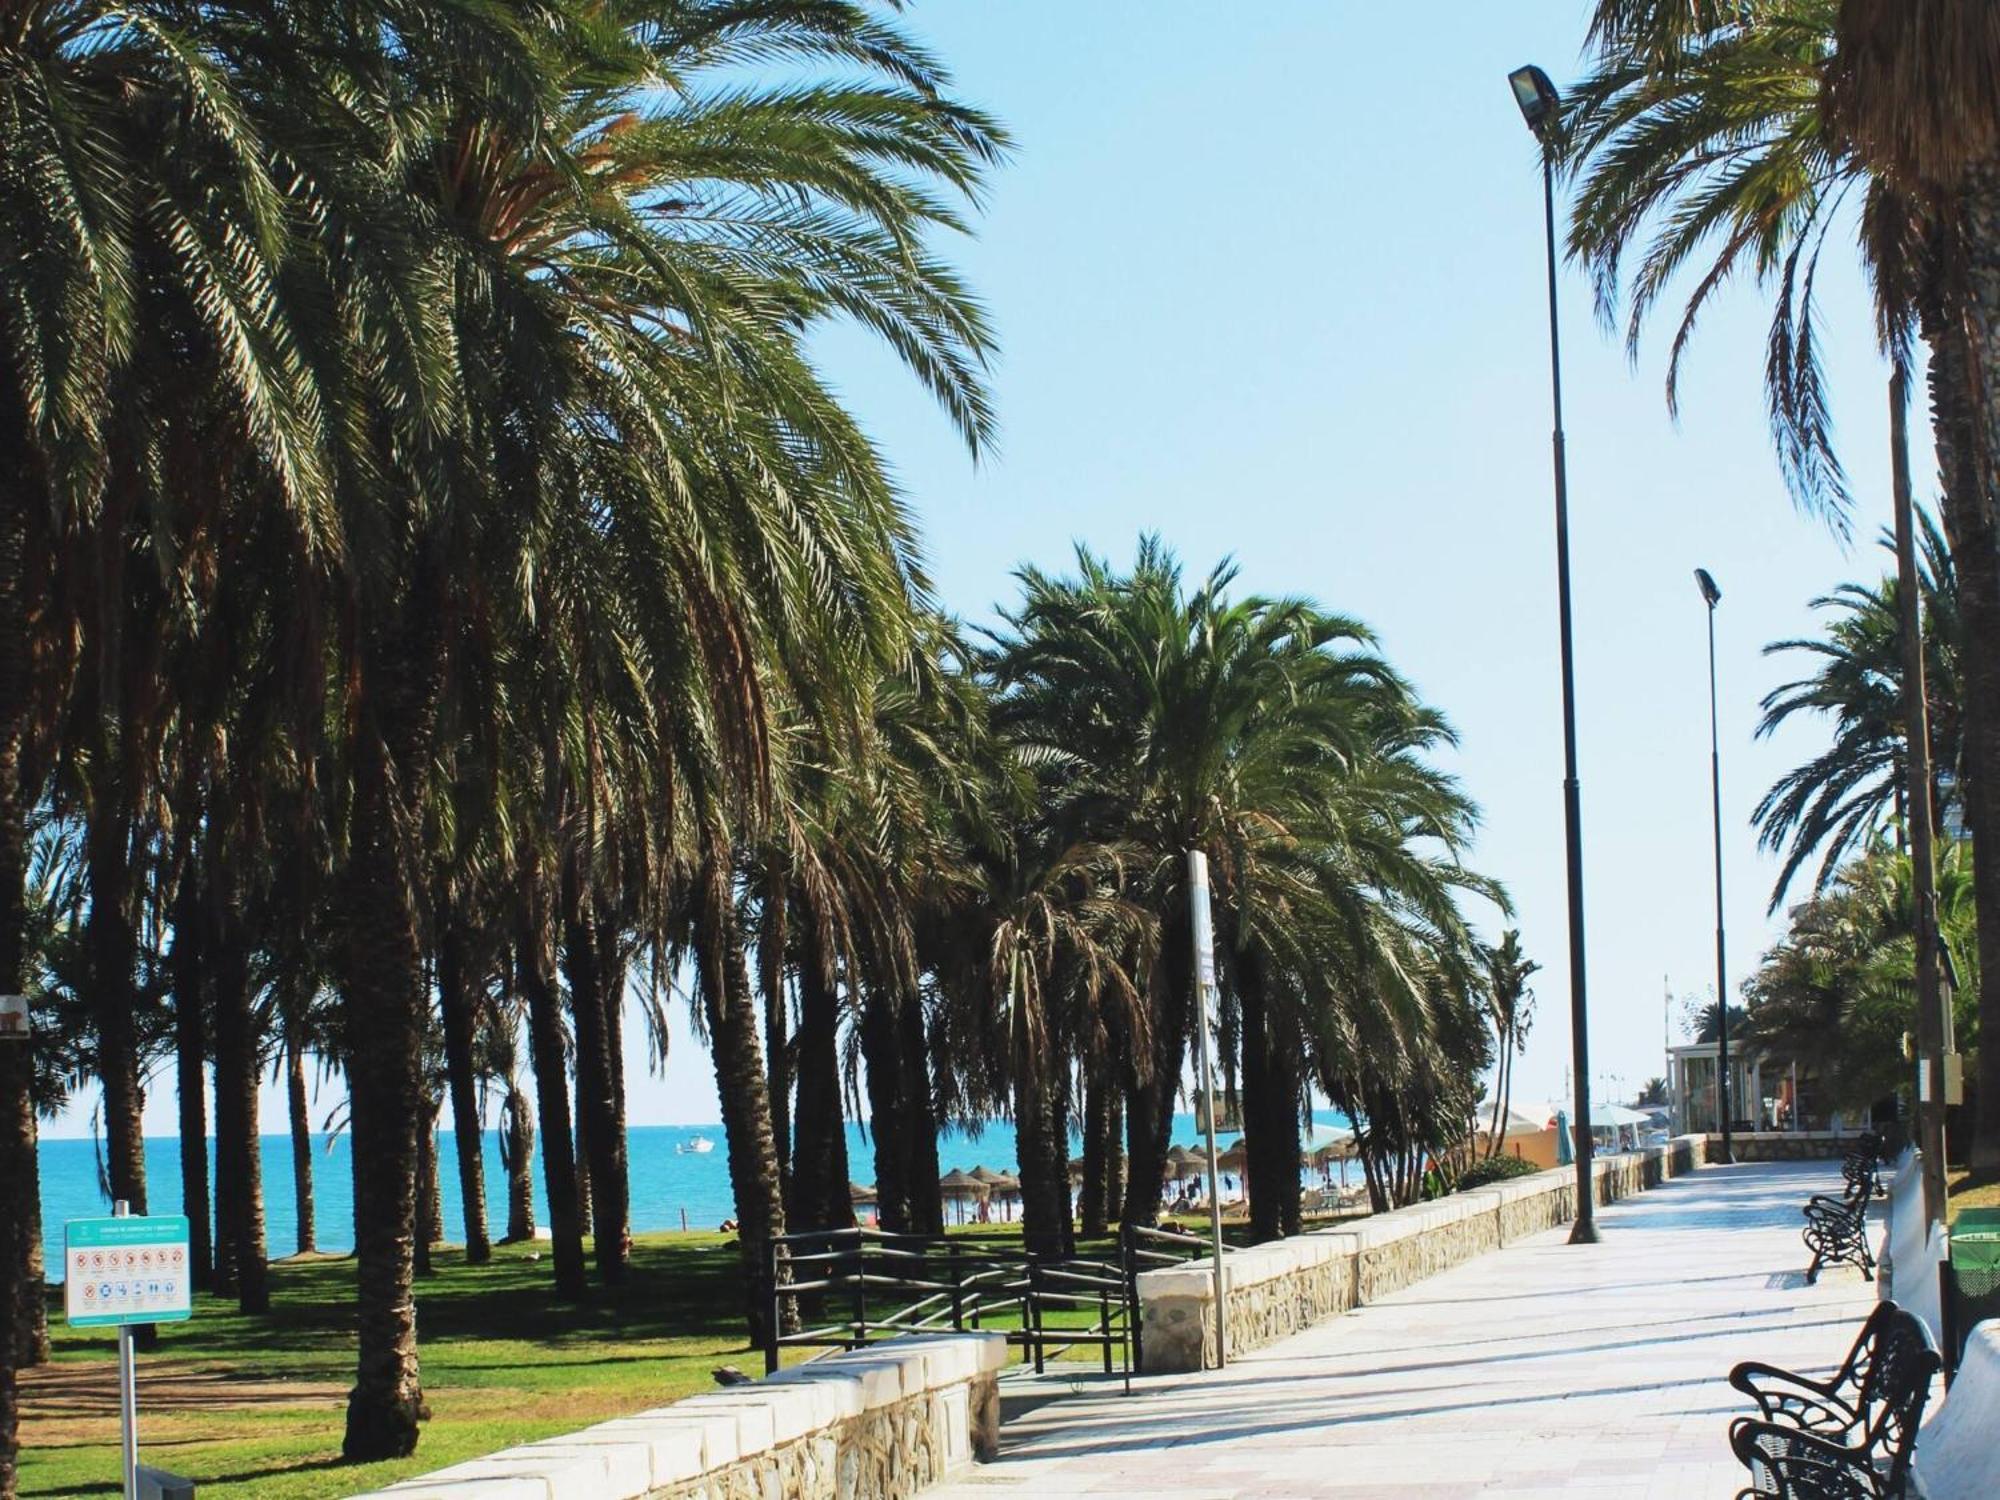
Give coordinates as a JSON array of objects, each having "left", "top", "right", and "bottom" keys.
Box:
[{"left": 35, "top": 1111, "right": 1349, "bottom": 1280}]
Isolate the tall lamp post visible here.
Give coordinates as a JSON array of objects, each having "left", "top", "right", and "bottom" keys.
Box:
[
  {"left": 1695, "top": 568, "right": 1734, "bottom": 1163},
  {"left": 1509, "top": 63, "right": 1596, "bottom": 1244}
]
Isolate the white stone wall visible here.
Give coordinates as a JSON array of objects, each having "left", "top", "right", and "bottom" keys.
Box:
[
  {"left": 1137, "top": 1136, "right": 1709, "bottom": 1372},
  {"left": 347, "top": 1332, "right": 1007, "bottom": 1500}
]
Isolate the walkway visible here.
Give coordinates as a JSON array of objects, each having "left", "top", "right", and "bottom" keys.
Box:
[{"left": 934, "top": 1161, "right": 1876, "bottom": 1498}]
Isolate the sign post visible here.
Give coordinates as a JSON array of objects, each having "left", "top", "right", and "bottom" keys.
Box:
[
  {"left": 1187, "top": 850, "right": 1229, "bottom": 1367},
  {"left": 65, "top": 1204, "right": 192, "bottom": 1500}
]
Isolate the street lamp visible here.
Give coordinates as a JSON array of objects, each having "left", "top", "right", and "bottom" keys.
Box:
[
  {"left": 1510, "top": 63, "right": 1597, "bottom": 1244},
  {"left": 1696, "top": 567, "right": 1734, "bottom": 1164}
]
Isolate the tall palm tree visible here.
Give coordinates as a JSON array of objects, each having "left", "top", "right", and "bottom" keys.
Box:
[
  {"left": 2, "top": 4, "right": 335, "bottom": 1481},
  {"left": 1565, "top": 0, "right": 2000, "bottom": 1167}
]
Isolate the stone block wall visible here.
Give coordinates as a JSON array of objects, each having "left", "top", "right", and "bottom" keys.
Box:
[
  {"left": 350, "top": 1332, "right": 1006, "bottom": 1500},
  {"left": 1711, "top": 1131, "right": 1857, "bottom": 1161},
  {"left": 1136, "top": 1136, "right": 1707, "bottom": 1373}
]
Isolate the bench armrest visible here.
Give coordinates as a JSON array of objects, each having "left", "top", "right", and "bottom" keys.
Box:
[{"left": 1727, "top": 1361, "right": 1860, "bottom": 1436}]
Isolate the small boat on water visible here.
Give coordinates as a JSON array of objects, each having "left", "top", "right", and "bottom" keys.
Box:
[{"left": 677, "top": 1135, "right": 715, "bottom": 1155}]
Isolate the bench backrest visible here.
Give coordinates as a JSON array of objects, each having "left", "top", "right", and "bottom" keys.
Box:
[{"left": 1858, "top": 1308, "right": 1940, "bottom": 1494}]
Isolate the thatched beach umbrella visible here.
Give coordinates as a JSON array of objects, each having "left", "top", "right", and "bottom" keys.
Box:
[
  {"left": 968, "top": 1165, "right": 1004, "bottom": 1185},
  {"left": 938, "top": 1168, "right": 989, "bottom": 1225},
  {"left": 850, "top": 1181, "right": 879, "bottom": 1226}
]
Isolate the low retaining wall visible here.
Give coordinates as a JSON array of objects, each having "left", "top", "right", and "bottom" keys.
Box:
[
  {"left": 350, "top": 1332, "right": 1007, "bottom": 1500},
  {"left": 1138, "top": 1135, "right": 1709, "bottom": 1372},
  {"left": 1709, "top": 1130, "right": 1859, "bottom": 1161}
]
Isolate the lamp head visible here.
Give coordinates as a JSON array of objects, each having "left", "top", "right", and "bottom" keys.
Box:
[
  {"left": 1695, "top": 568, "right": 1721, "bottom": 607},
  {"left": 1508, "top": 65, "right": 1563, "bottom": 145}
]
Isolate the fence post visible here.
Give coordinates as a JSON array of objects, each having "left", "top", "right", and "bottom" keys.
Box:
[
  {"left": 1122, "top": 1224, "right": 1143, "bottom": 1375},
  {"left": 764, "top": 1235, "right": 781, "bottom": 1374},
  {"left": 1100, "top": 1271, "right": 1113, "bottom": 1376},
  {"left": 1028, "top": 1260, "right": 1045, "bottom": 1374},
  {"left": 852, "top": 1235, "right": 867, "bottom": 1352},
  {"left": 949, "top": 1241, "right": 964, "bottom": 1331}
]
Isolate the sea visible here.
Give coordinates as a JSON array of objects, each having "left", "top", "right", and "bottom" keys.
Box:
[{"left": 34, "top": 1111, "right": 1351, "bottom": 1281}]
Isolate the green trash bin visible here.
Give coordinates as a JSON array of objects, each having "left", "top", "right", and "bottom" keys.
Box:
[{"left": 1944, "top": 1209, "right": 2000, "bottom": 1375}]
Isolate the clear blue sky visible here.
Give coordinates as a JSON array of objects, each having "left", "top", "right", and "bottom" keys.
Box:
[{"left": 84, "top": 1, "right": 1906, "bottom": 1140}]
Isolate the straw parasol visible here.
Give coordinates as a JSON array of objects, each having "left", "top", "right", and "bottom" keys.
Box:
[
  {"left": 849, "top": 1181, "right": 878, "bottom": 1205},
  {"left": 938, "top": 1168, "right": 990, "bottom": 1225},
  {"left": 968, "top": 1165, "right": 1004, "bottom": 1185}
]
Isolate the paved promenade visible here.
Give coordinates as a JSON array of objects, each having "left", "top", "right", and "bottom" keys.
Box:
[{"left": 935, "top": 1160, "right": 1875, "bottom": 1499}]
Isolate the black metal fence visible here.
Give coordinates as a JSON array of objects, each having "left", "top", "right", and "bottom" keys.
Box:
[{"left": 759, "top": 1221, "right": 1215, "bottom": 1389}]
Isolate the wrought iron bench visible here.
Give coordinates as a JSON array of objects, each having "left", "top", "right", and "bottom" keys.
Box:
[
  {"left": 1730, "top": 1305, "right": 1938, "bottom": 1499},
  {"left": 1804, "top": 1194, "right": 1875, "bottom": 1283},
  {"left": 1840, "top": 1133, "right": 1887, "bottom": 1205},
  {"left": 1730, "top": 1301, "right": 1900, "bottom": 1443}
]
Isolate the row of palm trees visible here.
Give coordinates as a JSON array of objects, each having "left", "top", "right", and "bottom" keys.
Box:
[
  {"left": 0, "top": 0, "right": 1007, "bottom": 1487},
  {"left": 0, "top": 6, "right": 1514, "bottom": 1492},
  {"left": 1561, "top": 0, "right": 2000, "bottom": 1166}
]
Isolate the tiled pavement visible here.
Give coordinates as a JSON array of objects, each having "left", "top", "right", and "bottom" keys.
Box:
[{"left": 931, "top": 1161, "right": 1876, "bottom": 1498}]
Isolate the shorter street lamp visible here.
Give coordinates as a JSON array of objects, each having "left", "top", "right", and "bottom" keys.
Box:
[{"left": 1696, "top": 567, "right": 1734, "bottom": 1163}]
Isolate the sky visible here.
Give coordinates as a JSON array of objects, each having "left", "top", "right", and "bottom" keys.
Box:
[{"left": 60, "top": 2, "right": 1915, "bottom": 1140}]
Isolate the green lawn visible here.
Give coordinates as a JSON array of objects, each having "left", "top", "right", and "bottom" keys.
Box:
[
  {"left": 21, "top": 1233, "right": 770, "bottom": 1499},
  {"left": 17, "top": 1223, "right": 1174, "bottom": 1499}
]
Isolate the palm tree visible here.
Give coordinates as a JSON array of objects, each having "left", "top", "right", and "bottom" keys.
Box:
[
  {"left": 1754, "top": 512, "right": 1961, "bottom": 906},
  {"left": 1483, "top": 932, "right": 1540, "bottom": 1159},
  {"left": 1565, "top": 0, "right": 2000, "bottom": 1168},
  {"left": 2, "top": 5, "right": 335, "bottom": 1477},
  {"left": 985, "top": 540, "right": 1504, "bottom": 1232}
]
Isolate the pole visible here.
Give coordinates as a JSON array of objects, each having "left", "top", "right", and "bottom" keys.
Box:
[
  {"left": 1186, "top": 850, "right": 1229, "bottom": 1365},
  {"left": 113, "top": 1199, "right": 138, "bottom": 1500},
  {"left": 1539, "top": 148, "right": 1597, "bottom": 1243},
  {"left": 1892, "top": 372, "right": 1948, "bottom": 1225},
  {"left": 1705, "top": 590, "right": 1735, "bottom": 1163}
]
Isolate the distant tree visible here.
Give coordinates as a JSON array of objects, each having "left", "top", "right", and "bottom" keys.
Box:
[
  {"left": 1483, "top": 932, "right": 1539, "bottom": 1159},
  {"left": 1637, "top": 1077, "right": 1669, "bottom": 1108}
]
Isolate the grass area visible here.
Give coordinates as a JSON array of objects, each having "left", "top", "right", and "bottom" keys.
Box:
[
  {"left": 1947, "top": 1167, "right": 2000, "bottom": 1225},
  {"left": 19, "top": 1220, "right": 1204, "bottom": 1499},
  {"left": 21, "top": 1232, "right": 766, "bottom": 1500}
]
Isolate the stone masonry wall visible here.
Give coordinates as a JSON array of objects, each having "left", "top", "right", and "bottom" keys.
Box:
[
  {"left": 1713, "top": 1131, "right": 1855, "bottom": 1162},
  {"left": 1137, "top": 1136, "right": 1708, "bottom": 1374},
  {"left": 350, "top": 1332, "right": 1008, "bottom": 1500},
  {"left": 652, "top": 1378, "right": 998, "bottom": 1500}
]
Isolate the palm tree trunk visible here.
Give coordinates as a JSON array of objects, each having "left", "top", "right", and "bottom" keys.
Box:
[
  {"left": 86, "top": 803, "right": 148, "bottom": 1224},
  {"left": 1100, "top": 1087, "right": 1124, "bottom": 1230},
  {"left": 336, "top": 732, "right": 428, "bottom": 1460},
  {"left": 561, "top": 875, "right": 628, "bottom": 1282},
  {"left": 1921, "top": 289, "right": 2000, "bottom": 1169},
  {"left": 1080, "top": 1066, "right": 1111, "bottom": 1239},
  {"left": 413, "top": 1108, "right": 439, "bottom": 1277},
  {"left": 695, "top": 858, "right": 790, "bottom": 1342},
  {"left": 572, "top": 1089, "right": 593, "bottom": 1239},
  {"left": 759, "top": 880, "right": 792, "bottom": 1212},
  {"left": 790, "top": 918, "right": 853, "bottom": 1231},
  {"left": 516, "top": 897, "right": 587, "bottom": 1300},
  {"left": 501, "top": 1074, "right": 536, "bottom": 1243},
  {"left": 1239, "top": 956, "right": 1284, "bottom": 1243},
  {"left": 1124, "top": 932, "right": 1190, "bottom": 1228},
  {"left": 211, "top": 871, "right": 268, "bottom": 1314},
  {"left": 860, "top": 986, "right": 910, "bottom": 1232},
  {"left": 1015, "top": 1042, "right": 1073, "bottom": 1258},
  {"left": 170, "top": 865, "right": 213, "bottom": 1288},
  {"left": 899, "top": 988, "right": 944, "bottom": 1236},
  {"left": 435, "top": 896, "right": 489, "bottom": 1264},
  {"left": 287, "top": 1029, "right": 315, "bottom": 1255}
]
